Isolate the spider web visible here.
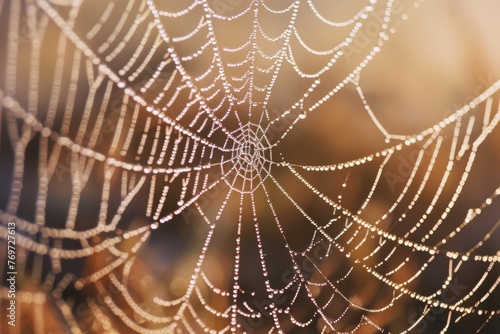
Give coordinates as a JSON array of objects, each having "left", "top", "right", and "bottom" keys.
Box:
[{"left": 1, "top": 0, "right": 499, "bottom": 333}]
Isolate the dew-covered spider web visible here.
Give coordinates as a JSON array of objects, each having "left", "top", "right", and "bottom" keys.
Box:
[{"left": 1, "top": 0, "right": 500, "bottom": 333}]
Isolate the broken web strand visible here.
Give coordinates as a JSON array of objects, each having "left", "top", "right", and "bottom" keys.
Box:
[{"left": 264, "top": 0, "right": 399, "bottom": 148}]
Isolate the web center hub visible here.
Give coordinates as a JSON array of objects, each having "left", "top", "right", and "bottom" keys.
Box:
[{"left": 221, "top": 124, "right": 272, "bottom": 193}]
